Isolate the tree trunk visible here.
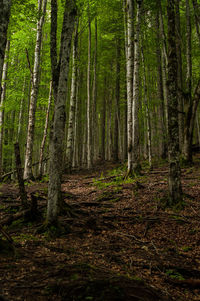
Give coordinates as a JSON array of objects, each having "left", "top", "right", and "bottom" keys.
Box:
[
  {"left": 0, "top": 40, "right": 9, "bottom": 175},
  {"left": 92, "top": 18, "right": 98, "bottom": 163},
  {"left": 192, "top": 0, "right": 200, "bottom": 44},
  {"left": 47, "top": 0, "right": 76, "bottom": 225},
  {"left": 141, "top": 46, "right": 152, "bottom": 169},
  {"left": 0, "top": 0, "right": 11, "bottom": 89},
  {"left": 38, "top": 81, "right": 52, "bottom": 178},
  {"left": 14, "top": 143, "right": 28, "bottom": 207},
  {"left": 66, "top": 19, "right": 79, "bottom": 172},
  {"left": 167, "top": 0, "right": 182, "bottom": 206},
  {"left": 126, "top": 0, "right": 134, "bottom": 176},
  {"left": 24, "top": 0, "right": 47, "bottom": 180},
  {"left": 87, "top": 6, "right": 92, "bottom": 169},
  {"left": 132, "top": 0, "right": 143, "bottom": 174},
  {"left": 175, "top": 0, "right": 184, "bottom": 149},
  {"left": 113, "top": 39, "right": 120, "bottom": 162}
]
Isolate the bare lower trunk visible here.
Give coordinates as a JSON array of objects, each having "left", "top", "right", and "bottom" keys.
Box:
[
  {"left": 126, "top": 0, "right": 134, "bottom": 175},
  {"left": 167, "top": 0, "right": 182, "bottom": 205},
  {"left": 87, "top": 7, "right": 92, "bottom": 169},
  {"left": 132, "top": 0, "right": 143, "bottom": 174},
  {"left": 47, "top": 0, "right": 76, "bottom": 224}
]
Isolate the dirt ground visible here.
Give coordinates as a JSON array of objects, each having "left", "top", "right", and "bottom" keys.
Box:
[{"left": 0, "top": 157, "right": 200, "bottom": 301}]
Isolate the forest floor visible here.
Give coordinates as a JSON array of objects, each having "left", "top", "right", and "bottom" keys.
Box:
[{"left": 0, "top": 156, "right": 200, "bottom": 301}]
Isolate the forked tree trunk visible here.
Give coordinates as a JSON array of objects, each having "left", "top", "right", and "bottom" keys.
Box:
[
  {"left": 66, "top": 20, "right": 79, "bottom": 172},
  {"left": 24, "top": 0, "right": 47, "bottom": 180},
  {"left": 167, "top": 0, "right": 182, "bottom": 205},
  {"left": 0, "top": 40, "right": 9, "bottom": 174},
  {"left": 47, "top": 0, "right": 76, "bottom": 225},
  {"left": 132, "top": 0, "right": 143, "bottom": 174},
  {"left": 38, "top": 81, "right": 52, "bottom": 178}
]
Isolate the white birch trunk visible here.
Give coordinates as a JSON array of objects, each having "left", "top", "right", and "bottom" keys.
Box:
[
  {"left": 66, "top": 20, "right": 78, "bottom": 172},
  {"left": 24, "top": 0, "right": 47, "bottom": 180},
  {"left": 125, "top": 0, "right": 134, "bottom": 175},
  {"left": 132, "top": 0, "right": 142, "bottom": 174}
]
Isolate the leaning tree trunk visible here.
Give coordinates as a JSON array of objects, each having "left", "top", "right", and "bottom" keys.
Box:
[
  {"left": 24, "top": 0, "right": 47, "bottom": 180},
  {"left": 167, "top": 0, "right": 182, "bottom": 206},
  {"left": 0, "top": 40, "right": 9, "bottom": 175},
  {"left": 132, "top": 0, "right": 143, "bottom": 175},
  {"left": 47, "top": 0, "right": 76, "bottom": 225},
  {"left": 0, "top": 0, "right": 11, "bottom": 89},
  {"left": 66, "top": 19, "right": 79, "bottom": 173}
]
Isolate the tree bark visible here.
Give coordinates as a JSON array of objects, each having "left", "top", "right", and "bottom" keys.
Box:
[
  {"left": 47, "top": 0, "right": 76, "bottom": 225},
  {"left": 87, "top": 5, "right": 92, "bottom": 169},
  {"left": 126, "top": 0, "right": 134, "bottom": 175},
  {"left": 132, "top": 0, "right": 143, "bottom": 174},
  {"left": 0, "top": 40, "right": 9, "bottom": 175},
  {"left": 24, "top": 0, "right": 47, "bottom": 180},
  {"left": 66, "top": 19, "right": 79, "bottom": 172},
  {"left": 167, "top": 0, "right": 182, "bottom": 205},
  {"left": 38, "top": 81, "right": 52, "bottom": 178},
  {"left": 14, "top": 143, "right": 28, "bottom": 207},
  {"left": 0, "top": 0, "right": 11, "bottom": 89}
]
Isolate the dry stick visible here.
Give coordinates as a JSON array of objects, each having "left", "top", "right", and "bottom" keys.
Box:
[
  {"left": 14, "top": 142, "right": 27, "bottom": 206},
  {"left": 0, "top": 223, "right": 13, "bottom": 244}
]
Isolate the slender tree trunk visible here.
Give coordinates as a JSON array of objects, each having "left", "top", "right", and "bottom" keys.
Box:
[
  {"left": 38, "top": 81, "right": 52, "bottom": 178},
  {"left": 183, "top": 0, "right": 193, "bottom": 163},
  {"left": 47, "top": 0, "right": 76, "bottom": 225},
  {"left": 155, "top": 8, "right": 167, "bottom": 158},
  {"left": 0, "top": 0, "right": 11, "bottom": 89},
  {"left": 0, "top": 40, "right": 9, "bottom": 175},
  {"left": 167, "top": 0, "right": 182, "bottom": 205},
  {"left": 113, "top": 39, "right": 120, "bottom": 162},
  {"left": 192, "top": 0, "right": 200, "bottom": 44},
  {"left": 125, "top": 0, "right": 134, "bottom": 176},
  {"left": 175, "top": 0, "right": 184, "bottom": 149},
  {"left": 66, "top": 19, "right": 79, "bottom": 172},
  {"left": 14, "top": 143, "right": 28, "bottom": 207},
  {"left": 132, "top": 0, "right": 143, "bottom": 174},
  {"left": 100, "top": 78, "right": 106, "bottom": 161},
  {"left": 24, "top": 0, "right": 47, "bottom": 180},
  {"left": 87, "top": 6, "right": 92, "bottom": 169},
  {"left": 159, "top": 0, "right": 169, "bottom": 130},
  {"left": 141, "top": 47, "right": 152, "bottom": 169},
  {"left": 92, "top": 18, "right": 97, "bottom": 162},
  {"left": 17, "top": 76, "right": 26, "bottom": 142}
]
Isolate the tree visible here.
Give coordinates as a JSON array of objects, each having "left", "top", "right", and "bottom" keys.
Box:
[
  {"left": 0, "top": 0, "right": 11, "bottom": 89},
  {"left": 167, "top": 0, "right": 182, "bottom": 206},
  {"left": 47, "top": 0, "right": 77, "bottom": 225},
  {"left": 23, "top": 0, "right": 47, "bottom": 180}
]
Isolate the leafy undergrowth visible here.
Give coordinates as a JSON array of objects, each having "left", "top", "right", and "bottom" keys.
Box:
[{"left": 0, "top": 158, "right": 200, "bottom": 300}]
